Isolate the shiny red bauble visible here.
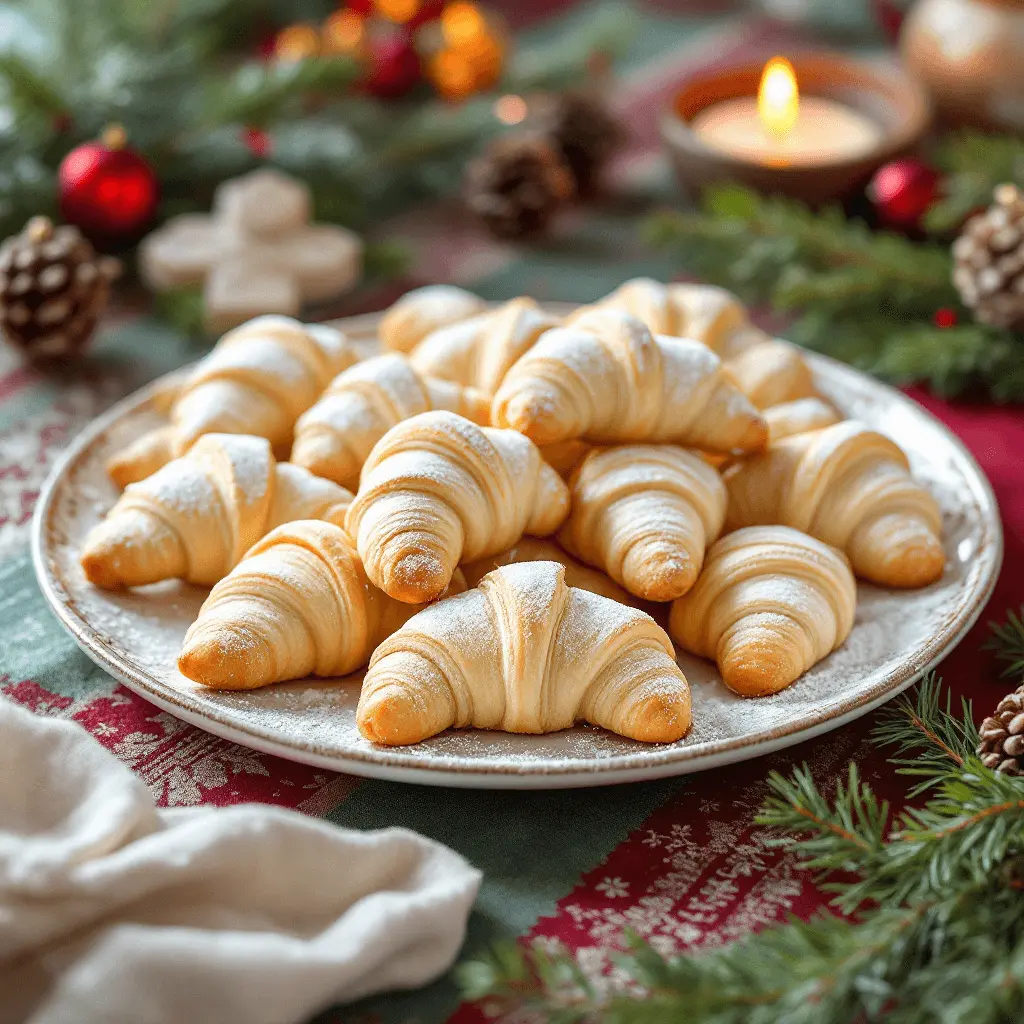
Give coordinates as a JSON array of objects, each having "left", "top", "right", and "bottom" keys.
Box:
[
  {"left": 364, "top": 36, "right": 422, "bottom": 99},
  {"left": 409, "top": 0, "right": 444, "bottom": 28},
  {"left": 58, "top": 127, "right": 159, "bottom": 241},
  {"left": 867, "top": 158, "right": 940, "bottom": 231}
]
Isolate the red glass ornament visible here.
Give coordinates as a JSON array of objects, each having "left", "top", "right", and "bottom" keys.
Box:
[
  {"left": 867, "top": 158, "right": 940, "bottom": 231},
  {"left": 933, "top": 307, "right": 959, "bottom": 328},
  {"left": 364, "top": 36, "right": 421, "bottom": 99},
  {"left": 241, "top": 127, "right": 273, "bottom": 159},
  {"left": 409, "top": 0, "right": 445, "bottom": 27},
  {"left": 58, "top": 126, "right": 158, "bottom": 240}
]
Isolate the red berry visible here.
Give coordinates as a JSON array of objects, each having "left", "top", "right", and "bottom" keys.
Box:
[
  {"left": 254, "top": 28, "right": 278, "bottom": 60},
  {"left": 241, "top": 127, "right": 273, "bottom": 159},
  {"left": 933, "top": 307, "right": 958, "bottom": 328}
]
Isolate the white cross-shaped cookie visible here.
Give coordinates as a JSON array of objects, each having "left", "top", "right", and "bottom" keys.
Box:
[{"left": 140, "top": 169, "right": 362, "bottom": 334}]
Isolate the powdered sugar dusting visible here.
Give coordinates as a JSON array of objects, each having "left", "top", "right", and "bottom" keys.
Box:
[{"left": 37, "top": 308, "right": 1000, "bottom": 781}]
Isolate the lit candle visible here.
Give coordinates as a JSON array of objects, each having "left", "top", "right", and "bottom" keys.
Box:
[{"left": 690, "top": 57, "right": 882, "bottom": 167}]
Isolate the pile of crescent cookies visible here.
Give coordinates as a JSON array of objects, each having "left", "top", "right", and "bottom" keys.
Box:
[{"left": 78, "top": 279, "right": 944, "bottom": 747}]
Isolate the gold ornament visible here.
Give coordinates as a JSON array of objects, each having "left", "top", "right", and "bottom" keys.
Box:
[
  {"left": 322, "top": 10, "right": 366, "bottom": 55},
  {"left": 375, "top": 0, "right": 420, "bottom": 23},
  {"left": 274, "top": 23, "right": 321, "bottom": 63},
  {"left": 426, "top": 1, "right": 505, "bottom": 101},
  {"left": 901, "top": 0, "right": 1024, "bottom": 131}
]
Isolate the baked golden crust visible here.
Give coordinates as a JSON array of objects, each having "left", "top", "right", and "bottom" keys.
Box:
[
  {"left": 107, "top": 316, "right": 358, "bottom": 487},
  {"left": 559, "top": 445, "right": 726, "bottom": 602},
  {"left": 492, "top": 308, "right": 767, "bottom": 454},
  {"left": 669, "top": 526, "right": 856, "bottom": 696},
  {"left": 358, "top": 561, "right": 691, "bottom": 745},
  {"left": 724, "top": 421, "right": 944, "bottom": 588},
  {"left": 345, "top": 410, "right": 570, "bottom": 604},
  {"left": 292, "top": 353, "right": 490, "bottom": 490},
  {"left": 82, "top": 434, "right": 352, "bottom": 589},
  {"left": 177, "top": 520, "right": 462, "bottom": 690}
]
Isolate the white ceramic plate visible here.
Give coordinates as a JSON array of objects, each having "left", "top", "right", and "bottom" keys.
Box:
[{"left": 32, "top": 311, "right": 1002, "bottom": 788}]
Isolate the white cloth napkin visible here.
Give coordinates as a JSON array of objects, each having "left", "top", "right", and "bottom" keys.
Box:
[{"left": 0, "top": 697, "right": 481, "bottom": 1024}]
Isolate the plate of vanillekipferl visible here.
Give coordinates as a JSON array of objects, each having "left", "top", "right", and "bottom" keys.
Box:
[{"left": 34, "top": 279, "right": 1002, "bottom": 788}]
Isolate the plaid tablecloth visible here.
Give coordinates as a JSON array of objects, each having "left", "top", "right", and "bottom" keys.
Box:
[{"left": 2, "top": 6, "right": 1022, "bottom": 1023}]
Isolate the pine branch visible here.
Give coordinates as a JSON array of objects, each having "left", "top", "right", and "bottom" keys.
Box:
[
  {"left": 645, "top": 185, "right": 1024, "bottom": 402},
  {"left": 647, "top": 189, "right": 955, "bottom": 309},
  {"left": 458, "top": 660, "right": 1024, "bottom": 1022},
  {"left": 873, "top": 671, "right": 977, "bottom": 793},
  {"left": 502, "top": 2, "right": 634, "bottom": 93},
  {"left": 203, "top": 56, "right": 359, "bottom": 127},
  {"left": 758, "top": 762, "right": 889, "bottom": 863},
  {"left": 757, "top": 762, "right": 895, "bottom": 913},
  {"left": 984, "top": 607, "right": 1024, "bottom": 680},
  {"left": 0, "top": 0, "right": 629, "bottom": 247},
  {"left": 461, "top": 939, "right": 598, "bottom": 1024},
  {"left": 869, "top": 323, "right": 1018, "bottom": 399},
  {"left": 0, "top": 53, "right": 70, "bottom": 118},
  {"left": 461, "top": 885, "right": 1024, "bottom": 1024},
  {"left": 926, "top": 131, "right": 1024, "bottom": 235}
]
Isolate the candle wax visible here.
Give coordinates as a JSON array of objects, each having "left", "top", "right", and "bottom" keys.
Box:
[{"left": 690, "top": 96, "right": 882, "bottom": 167}]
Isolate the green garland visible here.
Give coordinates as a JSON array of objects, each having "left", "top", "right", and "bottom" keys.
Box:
[
  {"left": 645, "top": 133, "right": 1024, "bottom": 403},
  {"left": 927, "top": 132, "right": 1024, "bottom": 235},
  {"left": 458, "top": 610, "right": 1024, "bottom": 1023},
  {"left": 0, "top": 0, "right": 633, "bottom": 239}
]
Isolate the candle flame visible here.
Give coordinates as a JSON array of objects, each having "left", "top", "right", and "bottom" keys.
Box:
[{"left": 758, "top": 56, "right": 799, "bottom": 143}]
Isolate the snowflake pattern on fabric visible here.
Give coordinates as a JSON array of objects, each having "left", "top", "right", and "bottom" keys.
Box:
[
  {"left": 0, "top": 390, "right": 122, "bottom": 555},
  {"left": 3, "top": 678, "right": 355, "bottom": 810},
  {"left": 518, "top": 728, "right": 876, "bottom": 979}
]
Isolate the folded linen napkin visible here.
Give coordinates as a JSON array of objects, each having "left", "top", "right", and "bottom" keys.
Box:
[{"left": 0, "top": 697, "right": 480, "bottom": 1024}]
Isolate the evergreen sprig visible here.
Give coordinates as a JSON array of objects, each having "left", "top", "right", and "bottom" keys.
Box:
[
  {"left": 984, "top": 607, "right": 1024, "bottom": 680},
  {"left": 0, "top": 0, "right": 634, "bottom": 241},
  {"left": 646, "top": 180, "right": 1024, "bottom": 402},
  {"left": 927, "top": 132, "right": 1024, "bottom": 235},
  {"left": 872, "top": 671, "right": 977, "bottom": 793},
  {"left": 456, "top": 614, "right": 1024, "bottom": 1023}
]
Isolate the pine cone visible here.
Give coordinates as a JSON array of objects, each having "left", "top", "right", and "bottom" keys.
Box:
[
  {"left": 952, "top": 184, "right": 1024, "bottom": 331},
  {"left": 978, "top": 682, "right": 1024, "bottom": 775},
  {"left": 542, "top": 90, "right": 625, "bottom": 195},
  {"left": 464, "top": 136, "right": 574, "bottom": 240},
  {"left": 0, "top": 217, "right": 120, "bottom": 363}
]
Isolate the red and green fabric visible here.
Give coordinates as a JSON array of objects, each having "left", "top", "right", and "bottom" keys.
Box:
[{"left": 1, "top": 7, "right": 1020, "bottom": 1023}]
